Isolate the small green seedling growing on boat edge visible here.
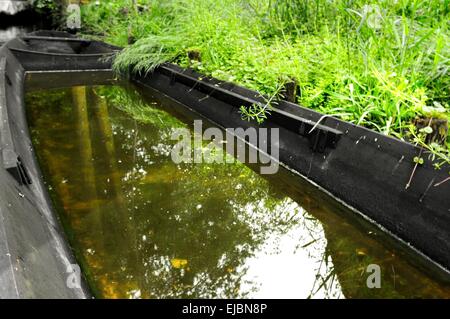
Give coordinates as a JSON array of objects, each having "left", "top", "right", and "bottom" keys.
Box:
[{"left": 413, "top": 156, "right": 424, "bottom": 165}]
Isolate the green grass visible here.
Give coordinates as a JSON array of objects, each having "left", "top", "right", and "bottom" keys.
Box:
[{"left": 81, "top": 0, "right": 450, "bottom": 168}]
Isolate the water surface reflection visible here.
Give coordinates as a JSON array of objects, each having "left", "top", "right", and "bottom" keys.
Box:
[{"left": 26, "top": 85, "right": 450, "bottom": 298}]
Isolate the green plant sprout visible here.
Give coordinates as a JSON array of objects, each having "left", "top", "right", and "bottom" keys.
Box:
[
  {"left": 239, "top": 82, "right": 285, "bottom": 124},
  {"left": 406, "top": 123, "right": 450, "bottom": 189}
]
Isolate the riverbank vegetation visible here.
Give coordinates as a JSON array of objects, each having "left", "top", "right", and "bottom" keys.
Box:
[{"left": 81, "top": 0, "right": 450, "bottom": 166}]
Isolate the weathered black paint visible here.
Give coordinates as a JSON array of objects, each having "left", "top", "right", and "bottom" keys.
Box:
[
  {"left": 0, "top": 31, "right": 116, "bottom": 298},
  {"left": 4, "top": 34, "right": 120, "bottom": 71}
]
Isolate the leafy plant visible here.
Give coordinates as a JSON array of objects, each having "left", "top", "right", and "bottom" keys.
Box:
[
  {"left": 33, "top": 0, "right": 57, "bottom": 14},
  {"left": 80, "top": 0, "right": 450, "bottom": 164},
  {"left": 406, "top": 124, "right": 450, "bottom": 189}
]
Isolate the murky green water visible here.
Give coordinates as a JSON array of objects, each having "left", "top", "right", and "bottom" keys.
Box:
[{"left": 26, "top": 84, "right": 450, "bottom": 299}]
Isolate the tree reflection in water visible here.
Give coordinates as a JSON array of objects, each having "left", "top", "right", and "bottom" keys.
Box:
[{"left": 26, "top": 85, "right": 450, "bottom": 299}]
